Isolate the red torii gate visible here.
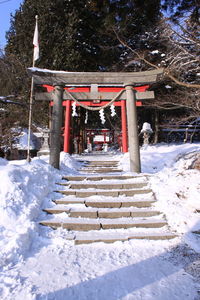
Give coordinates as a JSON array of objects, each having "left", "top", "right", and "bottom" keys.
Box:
[
  {"left": 29, "top": 68, "right": 163, "bottom": 172},
  {"left": 44, "top": 84, "right": 149, "bottom": 153}
]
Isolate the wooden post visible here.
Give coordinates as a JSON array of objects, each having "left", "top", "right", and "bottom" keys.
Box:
[
  {"left": 49, "top": 85, "right": 63, "bottom": 169},
  {"left": 121, "top": 99, "right": 128, "bottom": 152},
  {"left": 63, "top": 100, "right": 71, "bottom": 153},
  {"left": 153, "top": 109, "right": 159, "bottom": 144},
  {"left": 125, "top": 85, "right": 141, "bottom": 173}
]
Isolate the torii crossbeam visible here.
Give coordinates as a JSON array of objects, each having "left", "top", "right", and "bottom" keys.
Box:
[{"left": 28, "top": 67, "right": 163, "bottom": 172}]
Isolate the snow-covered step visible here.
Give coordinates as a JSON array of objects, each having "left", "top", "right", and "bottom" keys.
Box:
[
  {"left": 59, "top": 182, "right": 148, "bottom": 189},
  {"left": 55, "top": 188, "right": 152, "bottom": 197},
  {"left": 85, "top": 161, "right": 119, "bottom": 166},
  {"left": 74, "top": 232, "right": 178, "bottom": 245},
  {"left": 98, "top": 208, "right": 160, "bottom": 218},
  {"left": 100, "top": 218, "right": 167, "bottom": 229},
  {"left": 62, "top": 175, "right": 141, "bottom": 181},
  {"left": 82, "top": 162, "right": 119, "bottom": 167},
  {"left": 54, "top": 198, "right": 155, "bottom": 208},
  {"left": 40, "top": 217, "right": 167, "bottom": 231},
  {"left": 40, "top": 218, "right": 100, "bottom": 231},
  {"left": 79, "top": 168, "right": 123, "bottom": 173},
  {"left": 39, "top": 152, "right": 179, "bottom": 244},
  {"left": 54, "top": 198, "right": 85, "bottom": 205},
  {"left": 43, "top": 207, "right": 160, "bottom": 218},
  {"left": 80, "top": 165, "right": 119, "bottom": 169}
]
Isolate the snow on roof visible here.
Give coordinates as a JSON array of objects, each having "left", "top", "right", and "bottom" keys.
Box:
[
  {"left": 30, "top": 67, "right": 73, "bottom": 74},
  {"left": 12, "top": 128, "right": 40, "bottom": 150},
  {"left": 151, "top": 50, "right": 159, "bottom": 54}
]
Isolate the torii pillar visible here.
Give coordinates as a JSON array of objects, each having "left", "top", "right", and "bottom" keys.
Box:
[
  {"left": 49, "top": 85, "right": 63, "bottom": 169},
  {"left": 121, "top": 99, "right": 128, "bottom": 153},
  {"left": 125, "top": 85, "right": 141, "bottom": 173},
  {"left": 63, "top": 100, "right": 71, "bottom": 153}
]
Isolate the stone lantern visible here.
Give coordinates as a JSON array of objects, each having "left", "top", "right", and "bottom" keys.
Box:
[
  {"left": 140, "top": 122, "right": 153, "bottom": 145},
  {"left": 37, "top": 128, "right": 50, "bottom": 156}
]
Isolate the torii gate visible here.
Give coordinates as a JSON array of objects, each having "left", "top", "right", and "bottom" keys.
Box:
[{"left": 29, "top": 68, "right": 163, "bottom": 172}]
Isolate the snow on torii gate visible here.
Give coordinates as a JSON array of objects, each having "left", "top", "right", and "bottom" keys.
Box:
[{"left": 28, "top": 68, "right": 163, "bottom": 172}]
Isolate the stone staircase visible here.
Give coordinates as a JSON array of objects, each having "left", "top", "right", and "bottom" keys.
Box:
[{"left": 40, "top": 156, "right": 177, "bottom": 244}]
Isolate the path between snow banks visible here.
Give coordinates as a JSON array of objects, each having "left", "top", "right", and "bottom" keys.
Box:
[{"left": 0, "top": 146, "right": 200, "bottom": 299}]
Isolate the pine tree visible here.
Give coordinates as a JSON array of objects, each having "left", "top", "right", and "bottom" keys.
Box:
[{"left": 5, "top": 0, "right": 163, "bottom": 72}]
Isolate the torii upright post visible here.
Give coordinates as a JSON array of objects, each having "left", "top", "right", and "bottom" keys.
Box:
[
  {"left": 125, "top": 85, "right": 141, "bottom": 173},
  {"left": 63, "top": 100, "right": 71, "bottom": 153},
  {"left": 49, "top": 85, "right": 63, "bottom": 169}
]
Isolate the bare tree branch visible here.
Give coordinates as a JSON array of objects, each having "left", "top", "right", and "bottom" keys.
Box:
[{"left": 113, "top": 25, "right": 200, "bottom": 89}]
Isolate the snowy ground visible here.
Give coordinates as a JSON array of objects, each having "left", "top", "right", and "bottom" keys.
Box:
[{"left": 0, "top": 143, "right": 200, "bottom": 300}]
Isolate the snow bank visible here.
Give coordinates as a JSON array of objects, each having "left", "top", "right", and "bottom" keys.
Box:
[
  {"left": 120, "top": 143, "right": 200, "bottom": 252},
  {"left": 119, "top": 143, "right": 200, "bottom": 252},
  {"left": 60, "top": 152, "right": 82, "bottom": 173},
  {"left": 0, "top": 153, "right": 80, "bottom": 269},
  {"left": 0, "top": 158, "right": 8, "bottom": 166},
  {"left": 119, "top": 143, "right": 200, "bottom": 174},
  {"left": 147, "top": 146, "right": 200, "bottom": 252},
  {"left": 0, "top": 160, "right": 58, "bottom": 268}
]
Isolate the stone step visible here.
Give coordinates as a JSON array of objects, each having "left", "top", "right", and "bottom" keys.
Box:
[
  {"left": 54, "top": 198, "right": 85, "bottom": 205},
  {"left": 83, "top": 161, "right": 119, "bottom": 166},
  {"left": 62, "top": 175, "right": 141, "bottom": 181},
  {"left": 43, "top": 207, "right": 160, "bottom": 218},
  {"left": 74, "top": 232, "right": 178, "bottom": 244},
  {"left": 40, "top": 152, "right": 176, "bottom": 244},
  {"left": 84, "top": 160, "right": 118, "bottom": 163},
  {"left": 79, "top": 168, "right": 123, "bottom": 173},
  {"left": 57, "top": 182, "right": 148, "bottom": 189},
  {"left": 81, "top": 152, "right": 113, "bottom": 156},
  {"left": 85, "top": 198, "right": 155, "bottom": 208},
  {"left": 54, "top": 198, "right": 155, "bottom": 208},
  {"left": 82, "top": 164, "right": 119, "bottom": 168},
  {"left": 83, "top": 165, "right": 119, "bottom": 169},
  {"left": 40, "top": 217, "right": 167, "bottom": 231},
  {"left": 55, "top": 189, "right": 152, "bottom": 198}
]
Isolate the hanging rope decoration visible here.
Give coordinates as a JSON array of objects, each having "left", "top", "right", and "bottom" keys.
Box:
[
  {"left": 110, "top": 104, "right": 116, "bottom": 117},
  {"left": 72, "top": 101, "right": 78, "bottom": 117},
  {"left": 85, "top": 110, "right": 88, "bottom": 124},
  {"left": 99, "top": 109, "right": 106, "bottom": 124},
  {"left": 64, "top": 89, "right": 124, "bottom": 111}
]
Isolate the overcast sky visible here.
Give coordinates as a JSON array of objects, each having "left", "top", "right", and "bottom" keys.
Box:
[{"left": 0, "top": 0, "right": 22, "bottom": 48}]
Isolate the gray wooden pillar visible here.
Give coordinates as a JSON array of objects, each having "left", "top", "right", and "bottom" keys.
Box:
[
  {"left": 49, "top": 85, "right": 63, "bottom": 169},
  {"left": 125, "top": 85, "right": 141, "bottom": 173}
]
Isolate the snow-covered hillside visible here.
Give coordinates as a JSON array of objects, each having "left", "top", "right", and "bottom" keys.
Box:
[{"left": 0, "top": 144, "right": 199, "bottom": 300}]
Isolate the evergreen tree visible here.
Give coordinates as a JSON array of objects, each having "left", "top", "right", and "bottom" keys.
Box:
[{"left": 5, "top": 0, "right": 163, "bottom": 72}]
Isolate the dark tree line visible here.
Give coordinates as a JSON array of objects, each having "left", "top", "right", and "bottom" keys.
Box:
[
  {"left": 0, "top": 0, "right": 199, "bottom": 151},
  {"left": 5, "top": 0, "right": 162, "bottom": 71}
]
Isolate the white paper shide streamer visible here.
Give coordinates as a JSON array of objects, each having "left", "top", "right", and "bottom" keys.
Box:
[
  {"left": 85, "top": 110, "right": 88, "bottom": 124},
  {"left": 72, "top": 102, "right": 78, "bottom": 117},
  {"left": 99, "top": 109, "right": 106, "bottom": 124},
  {"left": 110, "top": 104, "right": 116, "bottom": 117}
]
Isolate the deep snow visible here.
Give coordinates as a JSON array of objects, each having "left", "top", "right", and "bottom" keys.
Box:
[{"left": 0, "top": 143, "right": 200, "bottom": 300}]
